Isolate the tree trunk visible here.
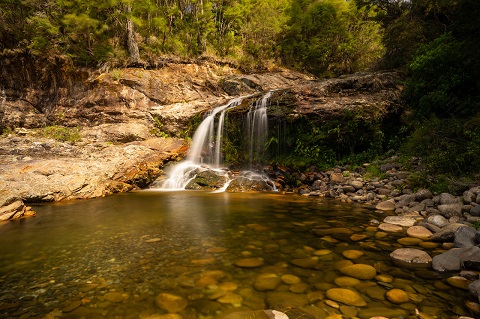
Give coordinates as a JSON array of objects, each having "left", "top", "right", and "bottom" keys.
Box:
[{"left": 126, "top": 5, "right": 141, "bottom": 66}]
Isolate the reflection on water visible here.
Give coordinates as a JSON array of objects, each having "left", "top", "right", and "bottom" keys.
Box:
[{"left": 0, "top": 191, "right": 474, "bottom": 318}]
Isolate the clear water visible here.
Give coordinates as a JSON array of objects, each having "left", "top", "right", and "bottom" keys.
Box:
[{"left": 0, "top": 191, "right": 473, "bottom": 318}]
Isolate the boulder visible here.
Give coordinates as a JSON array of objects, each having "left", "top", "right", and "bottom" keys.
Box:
[
  {"left": 431, "top": 223, "right": 466, "bottom": 242},
  {"left": 426, "top": 214, "right": 449, "bottom": 228},
  {"left": 390, "top": 248, "right": 432, "bottom": 269},
  {"left": 435, "top": 193, "right": 462, "bottom": 205},
  {"left": 438, "top": 203, "right": 463, "bottom": 218},
  {"left": 406, "top": 226, "right": 432, "bottom": 240},
  {"left": 415, "top": 189, "right": 433, "bottom": 201},
  {"left": 432, "top": 246, "right": 480, "bottom": 272},
  {"left": 454, "top": 226, "right": 477, "bottom": 248}
]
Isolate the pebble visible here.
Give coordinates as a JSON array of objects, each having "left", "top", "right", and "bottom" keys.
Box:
[
  {"left": 334, "top": 276, "right": 361, "bottom": 287},
  {"left": 386, "top": 288, "right": 410, "bottom": 304},
  {"left": 338, "top": 264, "right": 377, "bottom": 280},
  {"left": 325, "top": 288, "right": 367, "bottom": 307},
  {"left": 342, "top": 250, "right": 364, "bottom": 259},
  {"left": 104, "top": 292, "right": 124, "bottom": 303},
  {"left": 281, "top": 274, "right": 301, "bottom": 284},
  {"left": 235, "top": 258, "right": 264, "bottom": 268}
]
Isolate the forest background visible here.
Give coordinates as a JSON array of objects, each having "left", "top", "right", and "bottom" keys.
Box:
[{"left": 1, "top": 0, "right": 479, "bottom": 192}]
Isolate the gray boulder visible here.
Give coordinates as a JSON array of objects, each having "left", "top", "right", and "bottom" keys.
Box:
[
  {"left": 431, "top": 223, "right": 466, "bottom": 242},
  {"left": 432, "top": 246, "right": 480, "bottom": 272},
  {"left": 438, "top": 203, "right": 463, "bottom": 218},
  {"left": 454, "top": 226, "right": 478, "bottom": 248}
]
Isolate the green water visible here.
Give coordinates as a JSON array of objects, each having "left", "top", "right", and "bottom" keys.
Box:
[{"left": 0, "top": 191, "right": 474, "bottom": 318}]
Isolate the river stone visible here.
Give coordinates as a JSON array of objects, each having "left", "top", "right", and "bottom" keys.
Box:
[
  {"left": 431, "top": 223, "right": 466, "bottom": 242},
  {"left": 334, "top": 276, "right": 361, "bottom": 287},
  {"left": 254, "top": 273, "right": 282, "bottom": 291},
  {"left": 142, "top": 315, "right": 183, "bottom": 319},
  {"left": 265, "top": 292, "right": 309, "bottom": 308},
  {"left": 447, "top": 276, "right": 471, "bottom": 290},
  {"left": 470, "top": 205, "right": 480, "bottom": 216},
  {"left": 383, "top": 216, "right": 417, "bottom": 227},
  {"left": 350, "top": 181, "right": 363, "bottom": 189},
  {"left": 155, "top": 293, "right": 188, "bottom": 313},
  {"left": 338, "top": 264, "right": 376, "bottom": 280},
  {"left": 0, "top": 200, "right": 25, "bottom": 221},
  {"left": 432, "top": 246, "right": 480, "bottom": 272},
  {"left": 376, "top": 200, "right": 395, "bottom": 211},
  {"left": 342, "top": 250, "right": 364, "bottom": 259},
  {"left": 330, "top": 173, "right": 345, "bottom": 183},
  {"left": 291, "top": 257, "right": 318, "bottom": 269},
  {"left": 375, "top": 274, "right": 393, "bottom": 283},
  {"left": 396, "top": 194, "right": 416, "bottom": 208},
  {"left": 438, "top": 203, "right": 463, "bottom": 218},
  {"left": 427, "top": 214, "right": 449, "bottom": 228},
  {"left": 386, "top": 288, "right": 409, "bottom": 304},
  {"left": 415, "top": 189, "right": 433, "bottom": 201},
  {"left": 281, "top": 274, "right": 301, "bottom": 284},
  {"left": 104, "top": 292, "right": 124, "bottom": 303},
  {"left": 62, "top": 300, "right": 82, "bottom": 313},
  {"left": 454, "top": 226, "right": 477, "bottom": 248},
  {"left": 469, "top": 280, "right": 480, "bottom": 298},
  {"left": 235, "top": 258, "right": 264, "bottom": 268},
  {"left": 313, "top": 249, "right": 332, "bottom": 256},
  {"left": 289, "top": 283, "right": 309, "bottom": 293},
  {"left": 390, "top": 248, "right": 432, "bottom": 268},
  {"left": 406, "top": 226, "right": 432, "bottom": 240},
  {"left": 436, "top": 193, "right": 461, "bottom": 205},
  {"left": 218, "top": 292, "right": 243, "bottom": 304},
  {"left": 325, "top": 288, "right": 367, "bottom": 307},
  {"left": 222, "top": 310, "right": 274, "bottom": 319},
  {"left": 378, "top": 223, "right": 403, "bottom": 232},
  {"left": 397, "top": 237, "right": 423, "bottom": 246},
  {"left": 357, "top": 308, "right": 408, "bottom": 319}
]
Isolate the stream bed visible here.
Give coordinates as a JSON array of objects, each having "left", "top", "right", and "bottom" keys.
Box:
[{"left": 0, "top": 191, "right": 474, "bottom": 318}]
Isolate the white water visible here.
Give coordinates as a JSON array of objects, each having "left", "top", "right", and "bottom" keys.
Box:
[
  {"left": 247, "top": 91, "right": 272, "bottom": 165},
  {"left": 161, "top": 93, "right": 276, "bottom": 191}
]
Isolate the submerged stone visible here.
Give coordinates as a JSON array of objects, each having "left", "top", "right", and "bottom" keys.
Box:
[
  {"left": 155, "top": 293, "right": 188, "bottom": 313},
  {"left": 325, "top": 288, "right": 367, "bottom": 307},
  {"left": 338, "top": 264, "right": 376, "bottom": 280},
  {"left": 386, "top": 288, "right": 409, "bottom": 304},
  {"left": 235, "top": 258, "right": 264, "bottom": 268},
  {"left": 390, "top": 248, "right": 432, "bottom": 268}
]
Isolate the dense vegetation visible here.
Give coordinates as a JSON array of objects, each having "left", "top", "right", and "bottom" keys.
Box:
[
  {"left": 1, "top": 0, "right": 479, "bottom": 191},
  {"left": 0, "top": 0, "right": 383, "bottom": 75}
]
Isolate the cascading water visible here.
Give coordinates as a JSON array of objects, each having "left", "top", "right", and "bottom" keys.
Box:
[
  {"left": 246, "top": 91, "right": 272, "bottom": 166},
  {"left": 160, "top": 93, "right": 276, "bottom": 191}
]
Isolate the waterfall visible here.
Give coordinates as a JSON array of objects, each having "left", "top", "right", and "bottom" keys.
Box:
[
  {"left": 247, "top": 91, "right": 272, "bottom": 166},
  {"left": 160, "top": 93, "right": 276, "bottom": 191}
]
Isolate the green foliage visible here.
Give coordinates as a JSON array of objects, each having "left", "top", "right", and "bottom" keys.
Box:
[
  {"left": 279, "top": 0, "right": 384, "bottom": 76},
  {"left": 41, "top": 125, "right": 82, "bottom": 142},
  {"left": 150, "top": 117, "right": 169, "bottom": 138},
  {"left": 405, "top": 34, "right": 474, "bottom": 118}
]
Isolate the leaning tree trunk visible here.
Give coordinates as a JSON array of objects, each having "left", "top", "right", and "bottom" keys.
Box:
[{"left": 126, "top": 5, "right": 141, "bottom": 66}]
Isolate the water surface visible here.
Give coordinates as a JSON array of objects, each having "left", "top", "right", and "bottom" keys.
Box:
[{"left": 0, "top": 191, "right": 473, "bottom": 318}]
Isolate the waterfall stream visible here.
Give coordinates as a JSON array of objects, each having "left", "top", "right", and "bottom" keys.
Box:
[{"left": 160, "top": 93, "right": 276, "bottom": 191}]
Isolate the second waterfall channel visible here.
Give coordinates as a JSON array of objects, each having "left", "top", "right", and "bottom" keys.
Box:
[{"left": 159, "top": 92, "right": 277, "bottom": 192}]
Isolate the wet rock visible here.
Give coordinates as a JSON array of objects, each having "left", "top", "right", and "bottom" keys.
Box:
[
  {"left": 431, "top": 223, "right": 466, "bottom": 242},
  {"left": 342, "top": 250, "right": 364, "bottom": 259},
  {"left": 386, "top": 288, "right": 409, "bottom": 304},
  {"left": 390, "top": 248, "right": 432, "bottom": 268},
  {"left": 222, "top": 310, "right": 273, "bottom": 319},
  {"left": 406, "top": 226, "right": 432, "bottom": 240},
  {"left": 265, "top": 292, "right": 309, "bottom": 308},
  {"left": 338, "top": 264, "right": 376, "bottom": 280},
  {"left": 254, "top": 273, "right": 282, "bottom": 291},
  {"left": 291, "top": 257, "right": 318, "bottom": 269},
  {"left": 325, "top": 288, "right": 367, "bottom": 307},
  {"left": 334, "top": 276, "right": 361, "bottom": 287},
  {"left": 469, "top": 280, "right": 480, "bottom": 298},
  {"left": 470, "top": 205, "right": 480, "bottom": 216},
  {"left": 447, "top": 276, "right": 471, "bottom": 290},
  {"left": 350, "top": 181, "right": 363, "bottom": 190},
  {"left": 383, "top": 216, "right": 417, "bottom": 227},
  {"left": 378, "top": 223, "right": 403, "bottom": 232},
  {"left": 376, "top": 200, "right": 395, "bottom": 211},
  {"left": 235, "top": 258, "right": 264, "bottom": 268},
  {"left": 281, "top": 274, "right": 301, "bottom": 284},
  {"left": 357, "top": 308, "right": 408, "bottom": 319},
  {"left": 432, "top": 246, "right": 480, "bottom": 272},
  {"left": 104, "top": 292, "right": 124, "bottom": 303},
  {"left": 155, "top": 293, "right": 188, "bottom": 313}
]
